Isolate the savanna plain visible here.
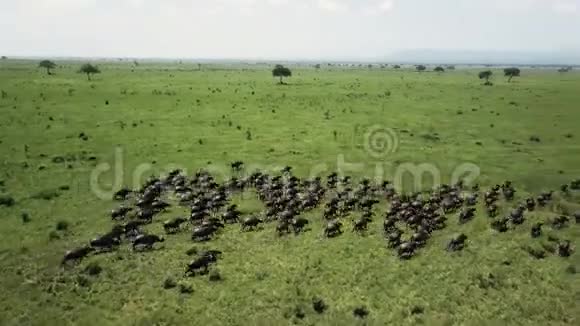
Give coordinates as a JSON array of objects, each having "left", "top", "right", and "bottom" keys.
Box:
[{"left": 0, "top": 60, "right": 579, "bottom": 325}]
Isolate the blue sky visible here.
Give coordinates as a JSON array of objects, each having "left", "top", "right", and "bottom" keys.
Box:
[{"left": 1, "top": 0, "right": 579, "bottom": 60}]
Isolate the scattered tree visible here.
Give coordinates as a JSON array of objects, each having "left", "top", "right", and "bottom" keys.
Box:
[
  {"left": 478, "top": 70, "right": 493, "bottom": 85},
  {"left": 503, "top": 67, "right": 520, "bottom": 82},
  {"left": 393, "top": 65, "right": 401, "bottom": 69},
  {"left": 314, "top": 64, "right": 321, "bottom": 69},
  {"left": 434, "top": 66, "right": 445, "bottom": 73},
  {"left": 39, "top": 60, "right": 57, "bottom": 75},
  {"left": 1, "top": 56, "right": 6, "bottom": 60},
  {"left": 78, "top": 63, "right": 101, "bottom": 81},
  {"left": 558, "top": 67, "right": 572, "bottom": 73},
  {"left": 416, "top": 65, "right": 426, "bottom": 72},
  {"left": 272, "top": 64, "right": 292, "bottom": 84},
  {"left": 446, "top": 65, "right": 456, "bottom": 70}
]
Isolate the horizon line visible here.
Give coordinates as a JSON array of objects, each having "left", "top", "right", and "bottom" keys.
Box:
[{"left": 2, "top": 55, "right": 578, "bottom": 67}]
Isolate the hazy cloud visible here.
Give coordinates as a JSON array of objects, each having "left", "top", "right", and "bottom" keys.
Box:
[
  {"left": 552, "top": 0, "right": 578, "bottom": 14},
  {"left": 1, "top": 0, "right": 578, "bottom": 59},
  {"left": 316, "top": 0, "right": 348, "bottom": 13}
]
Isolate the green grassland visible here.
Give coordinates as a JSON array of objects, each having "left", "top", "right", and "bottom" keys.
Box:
[{"left": 0, "top": 60, "right": 579, "bottom": 325}]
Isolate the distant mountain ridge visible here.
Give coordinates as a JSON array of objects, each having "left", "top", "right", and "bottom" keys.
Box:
[
  {"left": 5, "top": 49, "right": 579, "bottom": 66},
  {"left": 382, "top": 49, "right": 580, "bottom": 66}
]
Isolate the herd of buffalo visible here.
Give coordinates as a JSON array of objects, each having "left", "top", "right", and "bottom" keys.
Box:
[{"left": 62, "top": 164, "right": 579, "bottom": 278}]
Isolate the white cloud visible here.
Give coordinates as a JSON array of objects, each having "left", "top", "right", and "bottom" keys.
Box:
[
  {"left": 552, "top": 0, "right": 578, "bottom": 14},
  {"left": 317, "top": 0, "right": 348, "bottom": 13},
  {"left": 127, "top": 0, "right": 144, "bottom": 9},
  {"left": 378, "top": 0, "right": 394, "bottom": 12},
  {"left": 19, "top": 0, "right": 96, "bottom": 12},
  {"left": 490, "top": 0, "right": 579, "bottom": 15},
  {"left": 361, "top": 0, "right": 395, "bottom": 16},
  {"left": 3, "top": 0, "right": 580, "bottom": 59},
  {"left": 268, "top": 0, "right": 289, "bottom": 5}
]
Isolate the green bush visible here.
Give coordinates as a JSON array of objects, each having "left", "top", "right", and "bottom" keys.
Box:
[{"left": 0, "top": 195, "right": 15, "bottom": 207}]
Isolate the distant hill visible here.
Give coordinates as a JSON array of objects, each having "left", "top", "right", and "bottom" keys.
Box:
[{"left": 382, "top": 49, "right": 580, "bottom": 66}]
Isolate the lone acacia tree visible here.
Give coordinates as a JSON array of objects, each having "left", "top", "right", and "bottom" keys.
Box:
[
  {"left": 272, "top": 64, "right": 292, "bottom": 84},
  {"left": 79, "top": 63, "right": 100, "bottom": 81},
  {"left": 39, "top": 60, "right": 56, "bottom": 75},
  {"left": 393, "top": 64, "right": 401, "bottom": 69},
  {"left": 434, "top": 66, "right": 445, "bottom": 72},
  {"left": 504, "top": 67, "right": 520, "bottom": 82},
  {"left": 416, "top": 65, "right": 426, "bottom": 72},
  {"left": 478, "top": 70, "right": 493, "bottom": 85}
]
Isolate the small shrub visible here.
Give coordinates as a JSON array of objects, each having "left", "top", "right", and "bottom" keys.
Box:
[
  {"left": 420, "top": 133, "right": 440, "bottom": 142},
  {"left": 56, "top": 220, "right": 69, "bottom": 231},
  {"left": 21, "top": 212, "right": 31, "bottom": 223},
  {"left": 84, "top": 262, "right": 102, "bottom": 276},
  {"left": 31, "top": 189, "right": 60, "bottom": 200},
  {"left": 209, "top": 270, "right": 222, "bottom": 282},
  {"left": 76, "top": 275, "right": 90, "bottom": 287},
  {"left": 0, "top": 195, "right": 15, "bottom": 207},
  {"left": 163, "top": 277, "right": 177, "bottom": 289},
  {"left": 178, "top": 283, "right": 194, "bottom": 294},
  {"left": 48, "top": 230, "right": 61, "bottom": 241},
  {"left": 294, "top": 306, "right": 305, "bottom": 319},
  {"left": 353, "top": 306, "right": 369, "bottom": 319},
  {"left": 185, "top": 247, "right": 198, "bottom": 256},
  {"left": 410, "top": 305, "right": 424, "bottom": 315},
  {"left": 312, "top": 297, "right": 327, "bottom": 314},
  {"left": 529, "top": 136, "right": 541, "bottom": 142}
]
